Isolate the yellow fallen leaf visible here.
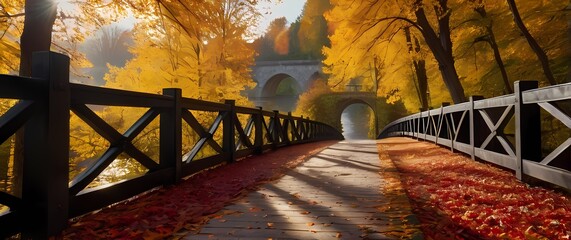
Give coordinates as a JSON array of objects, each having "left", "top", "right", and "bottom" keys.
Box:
[
  {"left": 336, "top": 232, "right": 342, "bottom": 238},
  {"left": 267, "top": 222, "right": 274, "bottom": 228},
  {"left": 307, "top": 222, "right": 315, "bottom": 226}
]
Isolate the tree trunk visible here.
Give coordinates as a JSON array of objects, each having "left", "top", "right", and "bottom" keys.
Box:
[
  {"left": 487, "top": 27, "right": 512, "bottom": 93},
  {"left": 19, "top": 0, "right": 57, "bottom": 77},
  {"left": 414, "top": 2, "right": 467, "bottom": 103},
  {"left": 13, "top": 0, "right": 57, "bottom": 197},
  {"left": 506, "top": 0, "right": 556, "bottom": 85},
  {"left": 414, "top": 60, "right": 429, "bottom": 107},
  {"left": 473, "top": 3, "right": 512, "bottom": 93},
  {"left": 404, "top": 27, "right": 429, "bottom": 109}
]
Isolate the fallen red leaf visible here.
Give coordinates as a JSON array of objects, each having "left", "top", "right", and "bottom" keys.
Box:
[
  {"left": 61, "top": 141, "right": 337, "bottom": 239},
  {"left": 379, "top": 139, "right": 571, "bottom": 239}
]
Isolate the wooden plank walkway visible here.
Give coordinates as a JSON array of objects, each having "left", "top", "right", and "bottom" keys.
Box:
[{"left": 184, "top": 140, "right": 423, "bottom": 240}]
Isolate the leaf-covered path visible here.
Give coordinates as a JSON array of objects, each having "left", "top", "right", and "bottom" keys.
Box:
[
  {"left": 380, "top": 137, "right": 571, "bottom": 239},
  {"left": 61, "top": 141, "right": 338, "bottom": 239},
  {"left": 186, "top": 140, "right": 423, "bottom": 239}
]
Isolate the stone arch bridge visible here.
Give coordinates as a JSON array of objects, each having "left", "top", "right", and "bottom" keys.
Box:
[
  {"left": 250, "top": 60, "right": 323, "bottom": 97},
  {"left": 248, "top": 60, "right": 323, "bottom": 112},
  {"left": 326, "top": 92, "right": 380, "bottom": 135},
  {"left": 248, "top": 60, "right": 382, "bottom": 136}
]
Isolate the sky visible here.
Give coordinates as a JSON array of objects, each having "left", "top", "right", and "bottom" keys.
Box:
[
  {"left": 255, "top": 0, "right": 306, "bottom": 36},
  {"left": 105, "top": 1, "right": 306, "bottom": 39}
]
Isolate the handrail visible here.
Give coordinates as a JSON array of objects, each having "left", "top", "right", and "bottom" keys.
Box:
[
  {"left": 0, "top": 52, "right": 344, "bottom": 238},
  {"left": 378, "top": 81, "right": 571, "bottom": 193}
]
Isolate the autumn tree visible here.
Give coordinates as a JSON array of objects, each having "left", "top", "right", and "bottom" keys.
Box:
[
  {"left": 253, "top": 17, "right": 289, "bottom": 61},
  {"left": 19, "top": 0, "right": 57, "bottom": 76},
  {"left": 0, "top": 1, "right": 23, "bottom": 73},
  {"left": 411, "top": 0, "right": 466, "bottom": 103},
  {"left": 0, "top": 0, "right": 128, "bottom": 197},
  {"left": 254, "top": 0, "right": 332, "bottom": 61},
  {"left": 506, "top": 0, "right": 556, "bottom": 85},
  {"left": 296, "top": 0, "right": 331, "bottom": 59},
  {"left": 9, "top": 0, "right": 59, "bottom": 198},
  {"left": 468, "top": 0, "right": 512, "bottom": 94},
  {"left": 326, "top": 0, "right": 570, "bottom": 110},
  {"left": 325, "top": 0, "right": 467, "bottom": 104},
  {"left": 404, "top": 26, "right": 429, "bottom": 109},
  {"left": 449, "top": 1, "right": 569, "bottom": 97},
  {"left": 129, "top": 0, "right": 260, "bottom": 103}
]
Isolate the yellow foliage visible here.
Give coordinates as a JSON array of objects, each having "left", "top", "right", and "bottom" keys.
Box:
[
  {"left": 294, "top": 78, "right": 332, "bottom": 119},
  {"left": 324, "top": 0, "right": 570, "bottom": 111}
]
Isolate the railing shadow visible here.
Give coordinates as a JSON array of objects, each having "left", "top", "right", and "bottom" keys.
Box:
[
  {"left": 378, "top": 80, "right": 571, "bottom": 193},
  {"left": 0, "top": 52, "right": 344, "bottom": 238}
]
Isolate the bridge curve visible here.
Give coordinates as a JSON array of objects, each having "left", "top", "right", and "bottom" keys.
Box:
[
  {"left": 328, "top": 92, "right": 380, "bottom": 136},
  {"left": 252, "top": 60, "right": 322, "bottom": 96}
]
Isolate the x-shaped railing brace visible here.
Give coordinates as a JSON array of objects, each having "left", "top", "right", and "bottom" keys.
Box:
[
  {"left": 538, "top": 102, "right": 571, "bottom": 165},
  {"left": 478, "top": 105, "right": 516, "bottom": 157},
  {"left": 181, "top": 110, "right": 224, "bottom": 163},
  {"left": 69, "top": 104, "right": 160, "bottom": 195},
  {"left": 444, "top": 110, "right": 468, "bottom": 150}
]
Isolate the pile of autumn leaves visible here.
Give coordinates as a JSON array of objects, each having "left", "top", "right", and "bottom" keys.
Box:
[{"left": 384, "top": 140, "right": 571, "bottom": 239}]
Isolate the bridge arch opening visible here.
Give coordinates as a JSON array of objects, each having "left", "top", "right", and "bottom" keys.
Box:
[
  {"left": 340, "top": 101, "right": 376, "bottom": 139},
  {"left": 261, "top": 73, "right": 302, "bottom": 97},
  {"left": 260, "top": 73, "right": 302, "bottom": 112}
]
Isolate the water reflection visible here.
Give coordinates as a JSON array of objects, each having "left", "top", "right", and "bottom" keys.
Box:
[{"left": 341, "top": 104, "right": 373, "bottom": 139}]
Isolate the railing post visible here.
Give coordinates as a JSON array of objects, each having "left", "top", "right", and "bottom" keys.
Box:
[
  {"left": 514, "top": 81, "right": 541, "bottom": 180},
  {"left": 423, "top": 109, "right": 429, "bottom": 140},
  {"left": 161, "top": 88, "right": 182, "bottom": 184},
  {"left": 272, "top": 110, "right": 280, "bottom": 148},
  {"left": 309, "top": 119, "right": 315, "bottom": 140},
  {"left": 299, "top": 115, "right": 305, "bottom": 141},
  {"left": 469, "top": 96, "right": 484, "bottom": 160},
  {"left": 418, "top": 108, "right": 426, "bottom": 140},
  {"left": 412, "top": 118, "right": 415, "bottom": 137},
  {"left": 254, "top": 107, "right": 263, "bottom": 154},
  {"left": 223, "top": 100, "right": 236, "bottom": 163},
  {"left": 285, "top": 112, "right": 293, "bottom": 144},
  {"left": 22, "top": 52, "right": 70, "bottom": 238},
  {"left": 417, "top": 111, "right": 421, "bottom": 139}
]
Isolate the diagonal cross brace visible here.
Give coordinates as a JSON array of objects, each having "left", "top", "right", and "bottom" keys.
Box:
[
  {"left": 69, "top": 104, "right": 160, "bottom": 195},
  {"left": 182, "top": 111, "right": 224, "bottom": 163},
  {"left": 235, "top": 115, "right": 254, "bottom": 150},
  {"left": 478, "top": 105, "right": 516, "bottom": 157},
  {"left": 538, "top": 102, "right": 571, "bottom": 165}
]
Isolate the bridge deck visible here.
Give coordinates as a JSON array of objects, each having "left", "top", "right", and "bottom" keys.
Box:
[{"left": 184, "top": 140, "right": 423, "bottom": 239}]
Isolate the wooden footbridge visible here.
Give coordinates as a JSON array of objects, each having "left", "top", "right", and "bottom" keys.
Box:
[{"left": 1, "top": 52, "right": 571, "bottom": 238}]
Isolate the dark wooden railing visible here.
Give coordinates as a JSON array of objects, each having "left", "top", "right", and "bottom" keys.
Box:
[
  {"left": 0, "top": 52, "right": 343, "bottom": 238},
  {"left": 378, "top": 81, "right": 571, "bottom": 192}
]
